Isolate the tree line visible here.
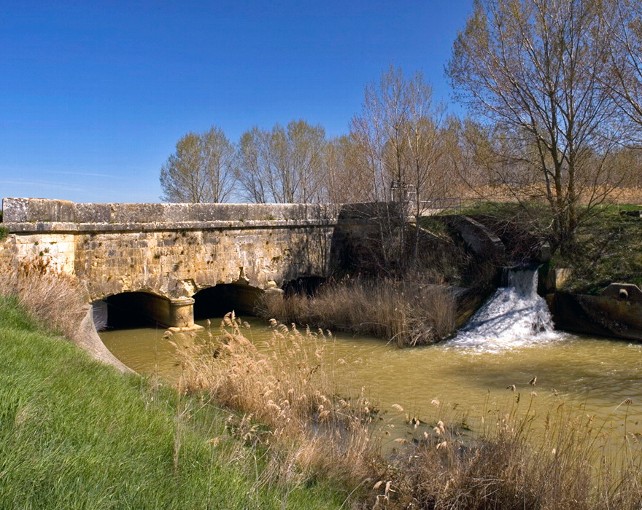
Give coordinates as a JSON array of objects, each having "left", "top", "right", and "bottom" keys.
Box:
[
  {"left": 161, "top": 0, "right": 642, "bottom": 252},
  {"left": 160, "top": 66, "right": 458, "bottom": 208}
]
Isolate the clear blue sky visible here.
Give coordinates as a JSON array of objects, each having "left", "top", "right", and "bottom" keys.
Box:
[{"left": 1, "top": 1, "right": 472, "bottom": 204}]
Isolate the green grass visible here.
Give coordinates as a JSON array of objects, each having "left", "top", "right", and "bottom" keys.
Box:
[
  {"left": 0, "top": 296, "right": 343, "bottom": 509},
  {"left": 554, "top": 204, "right": 642, "bottom": 292},
  {"left": 454, "top": 201, "right": 642, "bottom": 293}
]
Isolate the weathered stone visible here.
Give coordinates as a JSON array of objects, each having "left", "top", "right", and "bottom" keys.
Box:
[
  {"left": 545, "top": 267, "right": 573, "bottom": 291},
  {"left": 2, "top": 198, "right": 339, "bottom": 328},
  {"left": 444, "top": 215, "right": 506, "bottom": 262},
  {"left": 550, "top": 292, "right": 642, "bottom": 341},
  {"left": 601, "top": 283, "right": 642, "bottom": 301}
]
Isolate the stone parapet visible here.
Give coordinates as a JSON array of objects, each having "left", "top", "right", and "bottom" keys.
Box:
[
  {"left": 4, "top": 218, "right": 337, "bottom": 234},
  {"left": 2, "top": 198, "right": 340, "bottom": 233}
]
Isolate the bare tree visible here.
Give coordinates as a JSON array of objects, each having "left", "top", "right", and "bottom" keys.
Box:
[
  {"left": 236, "top": 120, "right": 327, "bottom": 203},
  {"left": 351, "top": 66, "right": 407, "bottom": 202},
  {"left": 160, "top": 126, "right": 236, "bottom": 203},
  {"left": 608, "top": 0, "right": 642, "bottom": 134},
  {"left": 350, "top": 66, "right": 448, "bottom": 266},
  {"left": 323, "top": 135, "right": 375, "bottom": 203},
  {"left": 236, "top": 127, "right": 270, "bottom": 203},
  {"left": 448, "top": 0, "right": 628, "bottom": 252},
  {"left": 403, "top": 100, "right": 447, "bottom": 214},
  {"left": 441, "top": 116, "right": 499, "bottom": 198},
  {"left": 351, "top": 67, "right": 446, "bottom": 204}
]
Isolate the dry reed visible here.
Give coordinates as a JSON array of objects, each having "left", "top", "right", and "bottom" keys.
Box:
[
  {"left": 176, "top": 314, "right": 380, "bottom": 489},
  {"left": 374, "top": 395, "right": 642, "bottom": 509},
  {"left": 175, "top": 316, "right": 642, "bottom": 508},
  {"left": 258, "top": 277, "right": 456, "bottom": 347},
  {"left": 0, "top": 253, "right": 87, "bottom": 342}
]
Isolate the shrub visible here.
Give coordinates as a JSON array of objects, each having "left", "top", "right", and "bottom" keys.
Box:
[
  {"left": 258, "top": 276, "right": 456, "bottom": 347},
  {"left": 0, "top": 256, "right": 87, "bottom": 342}
]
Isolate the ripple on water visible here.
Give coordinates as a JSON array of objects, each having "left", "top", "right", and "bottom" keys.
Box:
[{"left": 100, "top": 316, "right": 642, "bottom": 443}]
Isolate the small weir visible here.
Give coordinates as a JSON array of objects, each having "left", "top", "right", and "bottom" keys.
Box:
[{"left": 450, "top": 267, "right": 561, "bottom": 351}]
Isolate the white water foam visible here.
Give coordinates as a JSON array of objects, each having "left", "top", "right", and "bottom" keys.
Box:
[{"left": 449, "top": 268, "right": 563, "bottom": 352}]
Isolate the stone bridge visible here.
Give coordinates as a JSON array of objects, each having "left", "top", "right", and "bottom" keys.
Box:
[{"left": 2, "top": 198, "right": 345, "bottom": 330}]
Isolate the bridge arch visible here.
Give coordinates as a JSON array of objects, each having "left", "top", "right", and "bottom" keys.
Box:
[
  {"left": 93, "top": 291, "right": 195, "bottom": 331},
  {"left": 193, "top": 283, "right": 263, "bottom": 320}
]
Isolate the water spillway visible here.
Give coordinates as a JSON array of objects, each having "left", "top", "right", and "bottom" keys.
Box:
[{"left": 449, "top": 267, "right": 561, "bottom": 351}]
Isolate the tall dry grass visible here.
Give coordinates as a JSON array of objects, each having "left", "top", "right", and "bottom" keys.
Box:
[
  {"left": 177, "top": 314, "right": 380, "bottom": 489},
  {"left": 374, "top": 395, "right": 642, "bottom": 509},
  {"left": 177, "top": 318, "right": 642, "bottom": 508},
  {"left": 459, "top": 185, "right": 642, "bottom": 205},
  {"left": 0, "top": 254, "right": 88, "bottom": 342},
  {"left": 258, "top": 277, "right": 456, "bottom": 347}
]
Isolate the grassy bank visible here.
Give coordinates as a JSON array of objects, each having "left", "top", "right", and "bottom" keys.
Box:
[
  {"left": 0, "top": 296, "right": 344, "bottom": 509},
  {"left": 553, "top": 204, "right": 642, "bottom": 292},
  {"left": 458, "top": 201, "right": 642, "bottom": 293}
]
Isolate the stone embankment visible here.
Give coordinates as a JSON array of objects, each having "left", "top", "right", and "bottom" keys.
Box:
[
  {"left": 549, "top": 283, "right": 642, "bottom": 342},
  {"left": 445, "top": 213, "right": 642, "bottom": 342}
]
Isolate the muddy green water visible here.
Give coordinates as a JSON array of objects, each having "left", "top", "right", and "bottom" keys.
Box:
[{"left": 101, "top": 316, "right": 642, "bottom": 445}]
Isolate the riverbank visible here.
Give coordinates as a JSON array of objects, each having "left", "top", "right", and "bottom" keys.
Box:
[
  {"left": 2, "top": 220, "right": 640, "bottom": 508},
  {"left": 456, "top": 201, "right": 642, "bottom": 341},
  {"left": 0, "top": 297, "right": 344, "bottom": 509},
  {"left": 459, "top": 201, "right": 642, "bottom": 293},
  {"left": 3, "top": 278, "right": 641, "bottom": 508}
]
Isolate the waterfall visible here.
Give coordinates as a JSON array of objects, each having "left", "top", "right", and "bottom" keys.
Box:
[{"left": 449, "top": 267, "right": 561, "bottom": 351}]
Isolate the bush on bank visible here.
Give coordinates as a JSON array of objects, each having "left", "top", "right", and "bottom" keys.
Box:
[{"left": 459, "top": 201, "right": 642, "bottom": 293}]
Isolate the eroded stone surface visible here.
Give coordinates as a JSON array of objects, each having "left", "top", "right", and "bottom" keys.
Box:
[{"left": 2, "top": 199, "right": 337, "bottom": 302}]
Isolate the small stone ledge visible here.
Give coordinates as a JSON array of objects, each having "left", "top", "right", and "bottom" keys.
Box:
[
  {"left": 167, "top": 324, "right": 205, "bottom": 333},
  {"left": 2, "top": 198, "right": 341, "bottom": 225},
  {"left": 4, "top": 218, "right": 337, "bottom": 234}
]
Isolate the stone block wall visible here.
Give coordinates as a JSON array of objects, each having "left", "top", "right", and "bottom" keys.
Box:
[
  {"left": 2, "top": 198, "right": 337, "bottom": 302},
  {"left": 71, "top": 226, "right": 334, "bottom": 301}
]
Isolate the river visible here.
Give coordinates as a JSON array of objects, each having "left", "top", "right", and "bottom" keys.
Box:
[
  {"left": 100, "top": 323, "right": 642, "bottom": 446},
  {"left": 100, "top": 268, "right": 642, "bottom": 446}
]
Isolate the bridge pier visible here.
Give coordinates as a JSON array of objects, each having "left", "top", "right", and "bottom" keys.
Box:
[{"left": 168, "top": 297, "right": 201, "bottom": 332}]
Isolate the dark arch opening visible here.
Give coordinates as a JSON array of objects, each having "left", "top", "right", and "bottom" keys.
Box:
[
  {"left": 193, "top": 284, "right": 263, "bottom": 320},
  {"left": 100, "top": 292, "right": 170, "bottom": 329}
]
